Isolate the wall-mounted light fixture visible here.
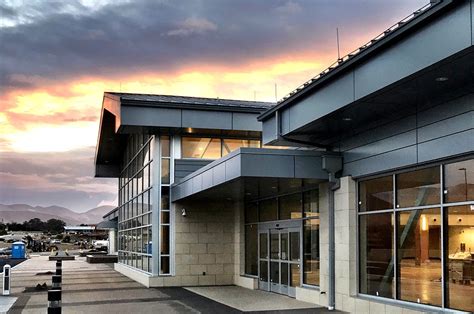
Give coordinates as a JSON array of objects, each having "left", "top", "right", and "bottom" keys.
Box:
[{"left": 181, "top": 208, "right": 187, "bottom": 217}]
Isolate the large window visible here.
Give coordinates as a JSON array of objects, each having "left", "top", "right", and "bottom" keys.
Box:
[
  {"left": 181, "top": 137, "right": 261, "bottom": 159},
  {"left": 159, "top": 136, "right": 171, "bottom": 274},
  {"left": 118, "top": 134, "right": 153, "bottom": 273},
  {"left": 358, "top": 158, "right": 474, "bottom": 312}
]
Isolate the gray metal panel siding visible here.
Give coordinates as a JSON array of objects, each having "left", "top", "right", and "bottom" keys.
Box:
[
  {"left": 341, "top": 93, "right": 474, "bottom": 177},
  {"left": 344, "top": 130, "right": 416, "bottom": 163},
  {"left": 294, "top": 156, "right": 326, "bottom": 178},
  {"left": 417, "top": 111, "right": 474, "bottom": 143},
  {"left": 417, "top": 93, "right": 474, "bottom": 126},
  {"left": 182, "top": 110, "right": 232, "bottom": 130},
  {"left": 339, "top": 115, "right": 416, "bottom": 152},
  {"left": 287, "top": 72, "right": 354, "bottom": 132},
  {"left": 418, "top": 129, "right": 474, "bottom": 162},
  {"left": 240, "top": 154, "right": 294, "bottom": 177},
  {"left": 262, "top": 115, "right": 278, "bottom": 144},
  {"left": 174, "top": 159, "right": 213, "bottom": 182},
  {"left": 344, "top": 145, "right": 418, "bottom": 177},
  {"left": 354, "top": 3, "right": 471, "bottom": 100},
  {"left": 232, "top": 112, "right": 262, "bottom": 131},
  {"left": 121, "top": 106, "right": 181, "bottom": 127}
]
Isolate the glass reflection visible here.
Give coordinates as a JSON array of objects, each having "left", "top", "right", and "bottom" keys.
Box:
[
  {"left": 396, "top": 167, "right": 440, "bottom": 208},
  {"left": 359, "top": 175, "right": 393, "bottom": 211},
  {"left": 446, "top": 205, "right": 474, "bottom": 312},
  {"left": 303, "top": 219, "right": 319, "bottom": 286},
  {"left": 397, "top": 208, "right": 441, "bottom": 306},
  {"left": 444, "top": 159, "right": 474, "bottom": 203},
  {"left": 245, "top": 225, "right": 258, "bottom": 276},
  {"left": 359, "top": 213, "right": 394, "bottom": 298}
]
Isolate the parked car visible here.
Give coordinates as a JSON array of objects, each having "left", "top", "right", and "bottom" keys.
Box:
[
  {"left": 50, "top": 239, "right": 61, "bottom": 245},
  {"left": 93, "top": 240, "right": 109, "bottom": 251}
]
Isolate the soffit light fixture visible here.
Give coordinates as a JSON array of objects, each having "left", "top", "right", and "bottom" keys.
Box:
[{"left": 435, "top": 76, "right": 449, "bottom": 82}]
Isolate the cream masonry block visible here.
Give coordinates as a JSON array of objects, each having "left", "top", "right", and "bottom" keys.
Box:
[
  {"left": 216, "top": 253, "right": 233, "bottom": 264},
  {"left": 215, "top": 274, "right": 233, "bottom": 285},
  {"left": 198, "top": 275, "right": 216, "bottom": 285},
  {"left": 206, "top": 264, "right": 224, "bottom": 275},
  {"left": 189, "top": 222, "right": 207, "bottom": 233},
  {"left": 335, "top": 243, "right": 350, "bottom": 262},
  {"left": 198, "top": 253, "right": 216, "bottom": 264},
  {"left": 335, "top": 193, "right": 355, "bottom": 211},
  {"left": 335, "top": 276, "right": 350, "bottom": 295},
  {"left": 181, "top": 275, "right": 199, "bottom": 286},
  {"left": 163, "top": 276, "right": 182, "bottom": 286},
  {"left": 295, "top": 287, "right": 320, "bottom": 305},
  {"left": 175, "top": 223, "right": 190, "bottom": 233},
  {"left": 335, "top": 226, "right": 350, "bottom": 245},
  {"left": 175, "top": 243, "right": 190, "bottom": 254},
  {"left": 189, "top": 243, "right": 207, "bottom": 254},
  {"left": 176, "top": 265, "right": 190, "bottom": 276},
  {"left": 207, "top": 243, "right": 224, "bottom": 253},
  {"left": 342, "top": 296, "right": 355, "bottom": 313},
  {"left": 335, "top": 293, "right": 343, "bottom": 310},
  {"left": 207, "top": 223, "right": 224, "bottom": 233},
  {"left": 189, "top": 264, "right": 206, "bottom": 275},
  {"left": 176, "top": 233, "right": 199, "bottom": 244},
  {"left": 355, "top": 298, "right": 370, "bottom": 313},
  {"left": 179, "top": 254, "right": 199, "bottom": 265},
  {"left": 335, "top": 260, "right": 349, "bottom": 279},
  {"left": 369, "top": 301, "right": 386, "bottom": 314},
  {"left": 223, "top": 263, "right": 234, "bottom": 274}
]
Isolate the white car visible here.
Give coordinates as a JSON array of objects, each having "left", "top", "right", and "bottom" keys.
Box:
[{"left": 50, "top": 239, "right": 61, "bottom": 244}]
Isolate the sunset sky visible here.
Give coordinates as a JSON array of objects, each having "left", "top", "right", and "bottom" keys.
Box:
[{"left": 0, "top": 0, "right": 427, "bottom": 212}]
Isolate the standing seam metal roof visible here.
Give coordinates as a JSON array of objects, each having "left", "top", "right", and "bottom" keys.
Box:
[
  {"left": 106, "top": 92, "right": 274, "bottom": 110},
  {"left": 258, "top": 0, "right": 451, "bottom": 121}
]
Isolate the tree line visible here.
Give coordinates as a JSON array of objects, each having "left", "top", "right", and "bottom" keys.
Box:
[{"left": 0, "top": 218, "right": 66, "bottom": 235}]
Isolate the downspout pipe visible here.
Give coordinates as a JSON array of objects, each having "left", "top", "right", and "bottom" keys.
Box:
[{"left": 322, "top": 155, "right": 343, "bottom": 311}]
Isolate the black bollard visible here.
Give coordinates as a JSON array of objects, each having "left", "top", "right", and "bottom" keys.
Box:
[
  {"left": 52, "top": 275, "right": 62, "bottom": 290},
  {"left": 55, "top": 260, "right": 62, "bottom": 276},
  {"left": 47, "top": 289, "right": 61, "bottom": 314}
]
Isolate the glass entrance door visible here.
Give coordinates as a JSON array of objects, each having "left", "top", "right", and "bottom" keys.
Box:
[{"left": 259, "top": 227, "right": 301, "bottom": 297}]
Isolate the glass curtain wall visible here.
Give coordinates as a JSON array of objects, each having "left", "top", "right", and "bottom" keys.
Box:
[
  {"left": 181, "top": 137, "right": 260, "bottom": 159},
  {"left": 358, "top": 158, "right": 473, "bottom": 312},
  {"left": 244, "top": 187, "right": 320, "bottom": 287},
  {"left": 159, "top": 136, "right": 171, "bottom": 274},
  {"left": 118, "top": 134, "right": 153, "bottom": 273}
]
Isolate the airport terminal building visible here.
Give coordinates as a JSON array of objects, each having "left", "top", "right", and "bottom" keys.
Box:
[{"left": 97, "top": 1, "right": 473, "bottom": 313}]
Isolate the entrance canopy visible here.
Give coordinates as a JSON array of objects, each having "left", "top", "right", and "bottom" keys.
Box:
[{"left": 171, "top": 148, "right": 338, "bottom": 202}]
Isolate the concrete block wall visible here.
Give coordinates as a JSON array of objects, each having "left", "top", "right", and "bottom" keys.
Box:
[{"left": 171, "top": 200, "right": 239, "bottom": 287}]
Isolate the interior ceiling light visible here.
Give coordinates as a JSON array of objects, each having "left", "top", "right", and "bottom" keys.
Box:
[
  {"left": 342, "top": 117, "right": 352, "bottom": 121},
  {"left": 435, "top": 76, "right": 449, "bottom": 82}
]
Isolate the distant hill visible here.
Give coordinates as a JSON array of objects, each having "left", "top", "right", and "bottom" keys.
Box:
[{"left": 0, "top": 204, "right": 115, "bottom": 225}]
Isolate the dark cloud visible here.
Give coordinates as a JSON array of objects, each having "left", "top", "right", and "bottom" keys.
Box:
[
  {"left": 0, "top": 0, "right": 427, "bottom": 92},
  {"left": 0, "top": 147, "right": 116, "bottom": 212}
]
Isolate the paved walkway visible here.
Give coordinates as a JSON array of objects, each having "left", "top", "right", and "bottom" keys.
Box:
[{"left": 3, "top": 256, "right": 332, "bottom": 313}]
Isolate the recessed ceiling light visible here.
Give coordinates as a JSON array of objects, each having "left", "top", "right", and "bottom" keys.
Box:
[
  {"left": 342, "top": 117, "right": 352, "bottom": 121},
  {"left": 435, "top": 77, "right": 449, "bottom": 82}
]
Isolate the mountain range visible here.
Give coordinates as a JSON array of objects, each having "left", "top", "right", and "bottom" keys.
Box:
[{"left": 0, "top": 204, "right": 115, "bottom": 225}]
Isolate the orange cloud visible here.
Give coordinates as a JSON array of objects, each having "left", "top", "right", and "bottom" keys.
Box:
[{"left": 0, "top": 53, "right": 334, "bottom": 153}]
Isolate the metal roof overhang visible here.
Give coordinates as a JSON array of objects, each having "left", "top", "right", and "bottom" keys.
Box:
[
  {"left": 171, "top": 148, "right": 339, "bottom": 203},
  {"left": 260, "top": 1, "right": 474, "bottom": 147},
  {"left": 95, "top": 95, "right": 269, "bottom": 178},
  {"left": 270, "top": 47, "right": 474, "bottom": 148}
]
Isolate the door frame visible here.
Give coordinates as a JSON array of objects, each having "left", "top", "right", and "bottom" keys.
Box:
[{"left": 258, "top": 220, "right": 302, "bottom": 297}]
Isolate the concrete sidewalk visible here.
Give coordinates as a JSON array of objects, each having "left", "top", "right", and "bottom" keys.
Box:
[{"left": 6, "top": 256, "right": 333, "bottom": 313}]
